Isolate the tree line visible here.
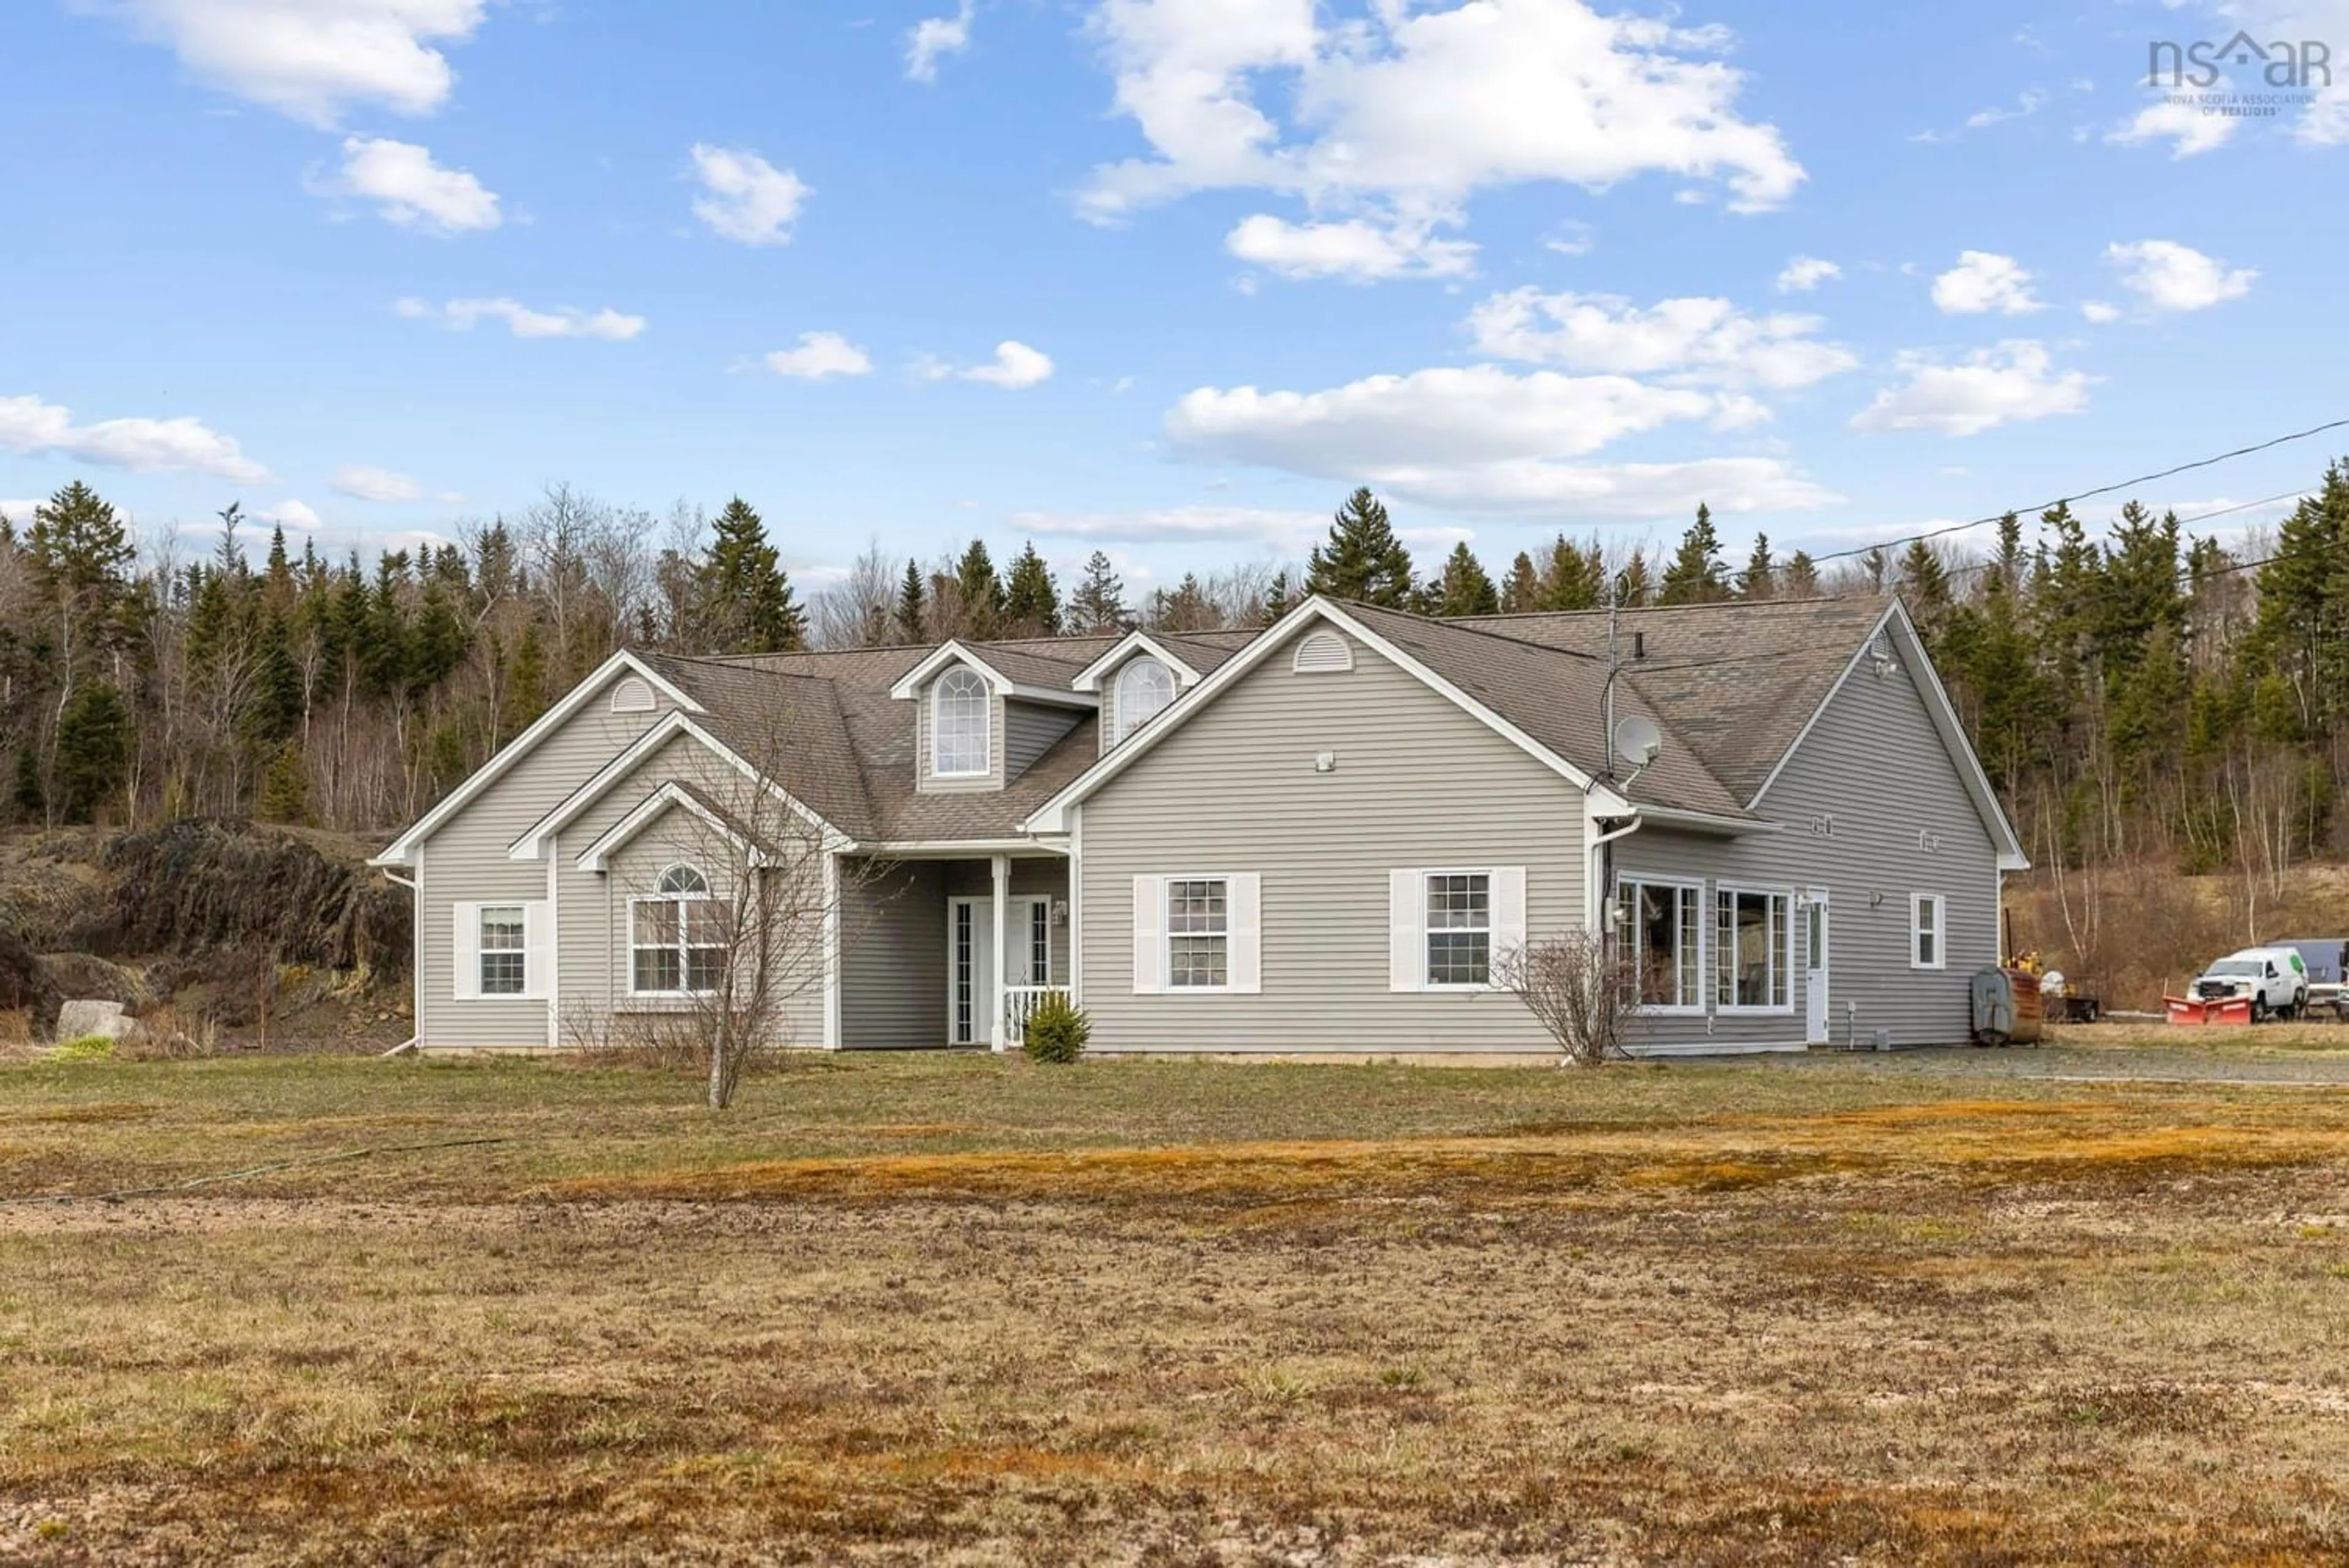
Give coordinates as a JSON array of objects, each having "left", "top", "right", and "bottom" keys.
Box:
[{"left": 4, "top": 467, "right": 2345, "bottom": 911}]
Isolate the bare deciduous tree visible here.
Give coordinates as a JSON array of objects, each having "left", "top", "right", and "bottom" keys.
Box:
[
  {"left": 1494, "top": 927, "right": 1638, "bottom": 1066},
  {"left": 809, "top": 538, "right": 898, "bottom": 649},
  {"left": 562, "top": 698, "right": 867, "bottom": 1107}
]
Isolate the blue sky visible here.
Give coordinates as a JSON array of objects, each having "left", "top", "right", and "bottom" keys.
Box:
[{"left": 4, "top": 0, "right": 2346, "bottom": 596}]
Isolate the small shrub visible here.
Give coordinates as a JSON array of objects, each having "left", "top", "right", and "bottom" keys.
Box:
[
  {"left": 1022, "top": 993, "right": 1090, "bottom": 1065},
  {"left": 53, "top": 1035, "right": 117, "bottom": 1061}
]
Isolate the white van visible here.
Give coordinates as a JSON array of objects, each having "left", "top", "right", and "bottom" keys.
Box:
[{"left": 2189, "top": 947, "right": 2310, "bottom": 1021}]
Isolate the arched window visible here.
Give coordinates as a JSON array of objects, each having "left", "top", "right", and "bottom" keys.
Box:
[
  {"left": 632, "top": 863, "right": 724, "bottom": 994},
  {"left": 933, "top": 666, "right": 991, "bottom": 776},
  {"left": 1114, "top": 657, "right": 1176, "bottom": 743}
]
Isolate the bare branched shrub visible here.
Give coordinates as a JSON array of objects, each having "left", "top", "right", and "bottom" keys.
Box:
[{"left": 1494, "top": 929, "right": 1638, "bottom": 1066}]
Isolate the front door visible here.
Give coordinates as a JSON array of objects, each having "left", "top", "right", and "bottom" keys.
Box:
[
  {"left": 948, "top": 897, "right": 994, "bottom": 1046},
  {"left": 1803, "top": 889, "right": 1830, "bottom": 1043},
  {"left": 948, "top": 897, "right": 1053, "bottom": 1044}
]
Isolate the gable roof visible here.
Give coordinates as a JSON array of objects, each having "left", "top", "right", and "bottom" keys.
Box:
[
  {"left": 369, "top": 649, "right": 702, "bottom": 868},
  {"left": 1453, "top": 596, "right": 1896, "bottom": 804},
  {"left": 376, "top": 600, "right": 2021, "bottom": 867}
]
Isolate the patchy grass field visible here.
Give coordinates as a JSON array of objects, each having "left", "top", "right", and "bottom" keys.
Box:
[{"left": 4, "top": 1052, "right": 2348, "bottom": 1566}]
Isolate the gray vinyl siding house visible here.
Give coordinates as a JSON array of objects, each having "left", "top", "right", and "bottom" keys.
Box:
[{"left": 373, "top": 593, "right": 2025, "bottom": 1057}]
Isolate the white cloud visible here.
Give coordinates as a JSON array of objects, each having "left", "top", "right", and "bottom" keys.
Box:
[
  {"left": 1912, "top": 87, "right": 2047, "bottom": 143},
  {"left": 1543, "top": 221, "right": 1595, "bottom": 256},
  {"left": 94, "top": 0, "right": 488, "bottom": 126},
  {"left": 2105, "top": 239, "right": 2256, "bottom": 312},
  {"left": 1464, "top": 289, "right": 1858, "bottom": 389},
  {"left": 906, "top": 0, "right": 974, "bottom": 83},
  {"left": 0, "top": 499, "right": 40, "bottom": 524},
  {"left": 929, "top": 340, "right": 1054, "bottom": 389},
  {"left": 2080, "top": 300, "right": 2121, "bottom": 324},
  {"left": 1225, "top": 213, "right": 1476, "bottom": 281},
  {"left": 1080, "top": 0, "right": 1803, "bottom": 251},
  {"left": 396, "top": 296, "right": 647, "bottom": 340},
  {"left": 763, "top": 331, "right": 874, "bottom": 380},
  {"left": 2107, "top": 97, "right": 2237, "bottom": 157},
  {"left": 332, "top": 464, "right": 425, "bottom": 501},
  {"left": 1775, "top": 256, "right": 1840, "bottom": 293},
  {"left": 1850, "top": 341, "right": 2090, "bottom": 437},
  {"left": 1930, "top": 250, "right": 2043, "bottom": 315},
  {"left": 257, "top": 499, "right": 323, "bottom": 531},
  {"left": 1013, "top": 505, "right": 1330, "bottom": 551},
  {"left": 1162, "top": 364, "right": 1835, "bottom": 518},
  {"left": 0, "top": 393, "right": 267, "bottom": 481},
  {"left": 689, "top": 144, "right": 809, "bottom": 247},
  {"left": 324, "top": 136, "right": 500, "bottom": 234}
]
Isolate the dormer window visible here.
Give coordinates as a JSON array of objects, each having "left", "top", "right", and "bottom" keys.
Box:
[
  {"left": 1114, "top": 657, "right": 1176, "bottom": 743},
  {"left": 932, "top": 666, "right": 992, "bottom": 776}
]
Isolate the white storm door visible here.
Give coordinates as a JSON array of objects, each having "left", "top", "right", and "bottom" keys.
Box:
[{"left": 1804, "top": 890, "right": 1830, "bottom": 1043}]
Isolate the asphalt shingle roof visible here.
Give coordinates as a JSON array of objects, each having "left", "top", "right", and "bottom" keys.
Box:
[{"left": 634, "top": 600, "right": 1893, "bottom": 842}]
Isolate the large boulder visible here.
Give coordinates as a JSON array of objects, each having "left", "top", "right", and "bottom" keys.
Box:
[
  {"left": 0, "top": 927, "right": 62, "bottom": 1040},
  {"left": 56, "top": 998, "right": 133, "bottom": 1042},
  {"left": 41, "top": 952, "right": 152, "bottom": 1010}
]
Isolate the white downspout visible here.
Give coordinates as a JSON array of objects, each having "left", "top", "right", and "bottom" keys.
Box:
[{"left": 378, "top": 863, "right": 419, "bottom": 1055}]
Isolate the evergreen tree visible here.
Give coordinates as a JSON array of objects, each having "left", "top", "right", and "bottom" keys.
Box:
[
  {"left": 1069, "top": 550, "right": 1127, "bottom": 633},
  {"left": 1001, "top": 543, "right": 1062, "bottom": 636},
  {"left": 1658, "top": 503, "right": 1731, "bottom": 605},
  {"left": 1305, "top": 488, "right": 1415, "bottom": 607},
  {"left": 896, "top": 557, "right": 928, "bottom": 643},
  {"left": 1146, "top": 573, "right": 1217, "bottom": 632},
  {"left": 953, "top": 538, "right": 1005, "bottom": 637},
  {"left": 1261, "top": 568, "right": 1294, "bottom": 625},
  {"left": 248, "top": 609, "right": 305, "bottom": 745},
  {"left": 1433, "top": 542, "right": 1500, "bottom": 617},
  {"left": 1742, "top": 533, "right": 1776, "bottom": 601},
  {"left": 258, "top": 741, "right": 311, "bottom": 824},
  {"left": 697, "top": 497, "right": 806, "bottom": 653},
  {"left": 1539, "top": 536, "right": 1605, "bottom": 611},
  {"left": 1781, "top": 550, "right": 1820, "bottom": 600},
  {"left": 25, "top": 481, "right": 135, "bottom": 688},
  {"left": 54, "top": 680, "right": 132, "bottom": 822},
  {"left": 1501, "top": 551, "right": 1540, "bottom": 612},
  {"left": 1617, "top": 550, "right": 1652, "bottom": 607},
  {"left": 1899, "top": 539, "right": 1952, "bottom": 649}
]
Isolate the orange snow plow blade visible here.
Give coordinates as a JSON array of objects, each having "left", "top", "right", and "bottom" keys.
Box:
[{"left": 2165, "top": 994, "right": 2253, "bottom": 1026}]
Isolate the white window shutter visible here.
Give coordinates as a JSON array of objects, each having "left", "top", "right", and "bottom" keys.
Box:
[
  {"left": 1491, "top": 867, "right": 1527, "bottom": 979},
  {"left": 1131, "top": 875, "right": 1164, "bottom": 994},
  {"left": 1227, "top": 873, "right": 1261, "bottom": 995},
  {"left": 453, "top": 902, "right": 480, "bottom": 1001},
  {"left": 523, "top": 900, "right": 552, "bottom": 1000},
  {"left": 1389, "top": 870, "right": 1422, "bottom": 992}
]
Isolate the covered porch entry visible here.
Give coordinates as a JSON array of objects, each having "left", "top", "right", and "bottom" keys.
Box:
[
  {"left": 837, "top": 851, "right": 1070, "bottom": 1050},
  {"left": 943, "top": 854, "right": 1071, "bottom": 1047}
]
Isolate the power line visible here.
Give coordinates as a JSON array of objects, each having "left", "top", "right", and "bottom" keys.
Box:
[{"left": 1786, "top": 417, "right": 2348, "bottom": 572}]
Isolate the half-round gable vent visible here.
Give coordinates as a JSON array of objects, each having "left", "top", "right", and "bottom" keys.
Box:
[
  {"left": 610, "top": 675, "right": 658, "bottom": 713},
  {"left": 1292, "top": 630, "right": 1354, "bottom": 674}
]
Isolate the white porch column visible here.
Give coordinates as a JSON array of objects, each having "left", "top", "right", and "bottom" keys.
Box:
[{"left": 989, "top": 853, "right": 1011, "bottom": 1050}]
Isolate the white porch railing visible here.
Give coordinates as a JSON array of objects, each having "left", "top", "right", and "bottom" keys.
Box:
[{"left": 1001, "top": 985, "right": 1070, "bottom": 1047}]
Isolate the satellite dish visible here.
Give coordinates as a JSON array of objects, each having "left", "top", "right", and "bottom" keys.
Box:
[{"left": 1614, "top": 715, "right": 1663, "bottom": 770}]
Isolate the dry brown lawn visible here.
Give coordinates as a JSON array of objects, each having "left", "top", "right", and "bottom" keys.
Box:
[{"left": 4, "top": 1052, "right": 2348, "bottom": 1565}]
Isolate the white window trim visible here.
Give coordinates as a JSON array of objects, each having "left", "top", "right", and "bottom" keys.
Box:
[
  {"left": 1620, "top": 874, "right": 1706, "bottom": 1016},
  {"left": 1163, "top": 872, "right": 1234, "bottom": 994},
  {"left": 1113, "top": 656, "right": 1176, "bottom": 744},
  {"left": 1135, "top": 871, "right": 1259, "bottom": 995},
  {"left": 452, "top": 899, "right": 549, "bottom": 1001},
  {"left": 931, "top": 666, "right": 993, "bottom": 778},
  {"left": 1715, "top": 883, "right": 1795, "bottom": 1016},
  {"left": 1392, "top": 867, "right": 1524, "bottom": 993},
  {"left": 627, "top": 865, "right": 725, "bottom": 998},
  {"left": 1910, "top": 893, "right": 1947, "bottom": 971}
]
